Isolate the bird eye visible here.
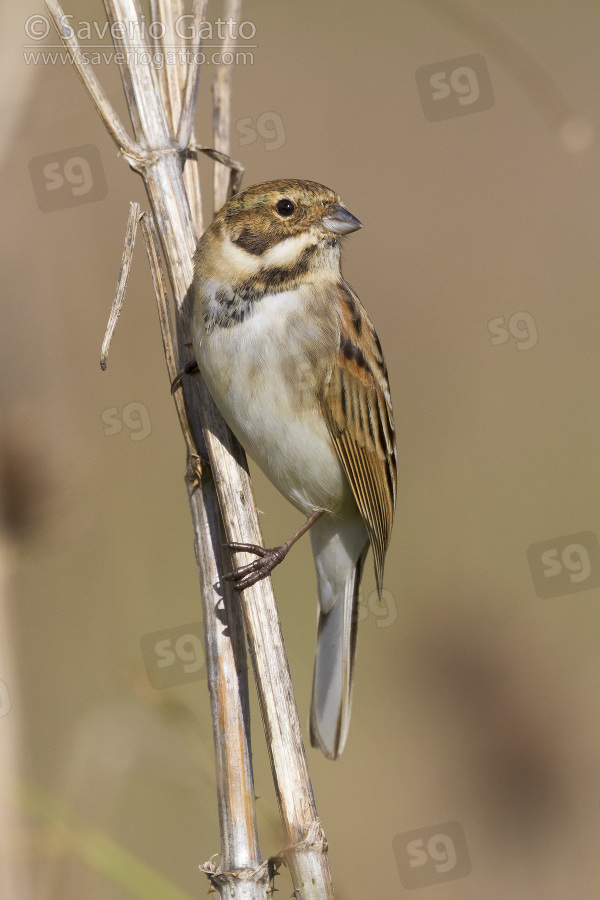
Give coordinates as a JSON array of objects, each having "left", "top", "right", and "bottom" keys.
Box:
[{"left": 275, "top": 198, "right": 295, "bottom": 217}]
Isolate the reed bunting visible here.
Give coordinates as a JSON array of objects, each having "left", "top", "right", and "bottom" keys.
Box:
[{"left": 192, "top": 179, "right": 396, "bottom": 759}]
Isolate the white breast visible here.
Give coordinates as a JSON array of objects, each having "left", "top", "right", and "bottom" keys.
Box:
[{"left": 193, "top": 285, "right": 353, "bottom": 517}]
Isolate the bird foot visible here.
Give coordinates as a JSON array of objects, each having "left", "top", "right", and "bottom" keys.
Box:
[{"left": 223, "top": 541, "right": 289, "bottom": 591}]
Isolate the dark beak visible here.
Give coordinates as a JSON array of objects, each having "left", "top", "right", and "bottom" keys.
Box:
[{"left": 322, "top": 204, "right": 363, "bottom": 235}]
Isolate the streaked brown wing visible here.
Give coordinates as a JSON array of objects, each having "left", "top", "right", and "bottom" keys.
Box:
[{"left": 321, "top": 283, "right": 396, "bottom": 594}]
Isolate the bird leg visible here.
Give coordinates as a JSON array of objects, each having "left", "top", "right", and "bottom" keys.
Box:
[{"left": 223, "top": 509, "right": 325, "bottom": 591}]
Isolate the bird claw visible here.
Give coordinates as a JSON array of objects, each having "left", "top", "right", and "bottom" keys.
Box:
[
  {"left": 170, "top": 358, "right": 199, "bottom": 394},
  {"left": 223, "top": 542, "right": 287, "bottom": 591}
]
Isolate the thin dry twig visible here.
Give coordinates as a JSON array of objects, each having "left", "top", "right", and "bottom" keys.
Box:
[
  {"left": 177, "top": 0, "right": 208, "bottom": 150},
  {"left": 139, "top": 209, "right": 202, "bottom": 475},
  {"left": 152, "top": 0, "right": 185, "bottom": 133},
  {"left": 100, "top": 200, "right": 204, "bottom": 487},
  {"left": 149, "top": 0, "right": 205, "bottom": 236},
  {"left": 100, "top": 202, "right": 140, "bottom": 371},
  {"left": 212, "top": 0, "right": 242, "bottom": 211},
  {"left": 44, "top": 0, "right": 143, "bottom": 163},
  {"left": 189, "top": 145, "right": 245, "bottom": 197}
]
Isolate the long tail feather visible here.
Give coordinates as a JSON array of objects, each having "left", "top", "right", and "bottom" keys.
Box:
[{"left": 309, "top": 515, "right": 369, "bottom": 759}]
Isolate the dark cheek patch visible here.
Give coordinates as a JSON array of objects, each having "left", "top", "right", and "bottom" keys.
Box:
[{"left": 231, "top": 226, "right": 278, "bottom": 256}]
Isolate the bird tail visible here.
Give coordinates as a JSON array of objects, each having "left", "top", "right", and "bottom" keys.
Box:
[{"left": 309, "top": 515, "right": 369, "bottom": 760}]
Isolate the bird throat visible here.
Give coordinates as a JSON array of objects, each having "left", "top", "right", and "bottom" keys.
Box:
[{"left": 203, "top": 239, "right": 340, "bottom": 333}]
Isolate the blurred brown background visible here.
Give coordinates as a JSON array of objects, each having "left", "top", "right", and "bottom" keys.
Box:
[{"left": 2, "top": 0, "right": 600, "bottom": 897}]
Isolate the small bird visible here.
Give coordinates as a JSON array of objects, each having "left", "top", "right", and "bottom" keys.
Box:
[{"left": 192, "top": 179, "right": 396, "bottom": 759}]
